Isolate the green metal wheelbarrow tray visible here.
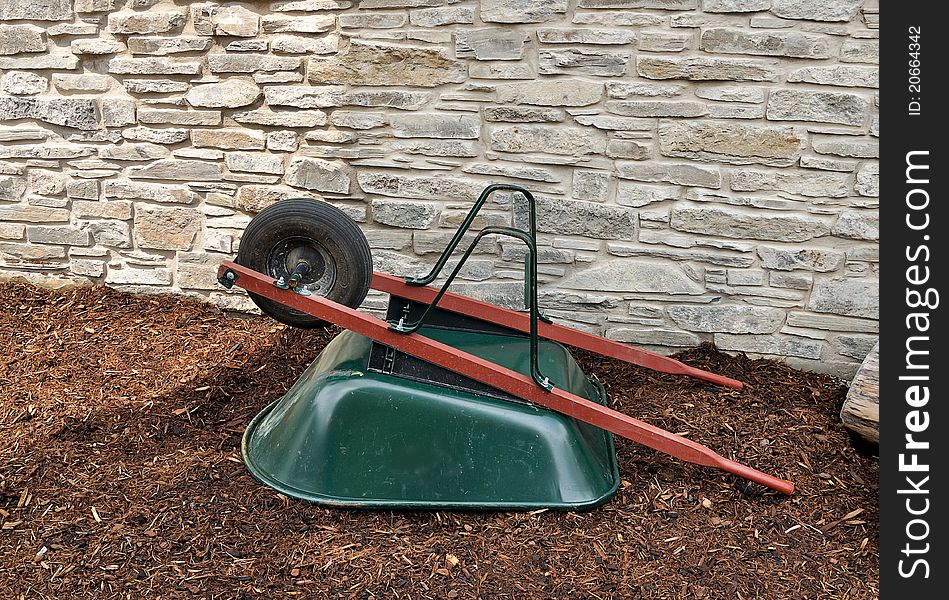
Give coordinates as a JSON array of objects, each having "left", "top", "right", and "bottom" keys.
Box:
[{"left": 218, "top": 183, "right": 794, "bottom": 509}]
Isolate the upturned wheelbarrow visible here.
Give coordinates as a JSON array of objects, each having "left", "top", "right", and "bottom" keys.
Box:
[{"left": 218, "top": 184, "right": 794, "bottom": 509}]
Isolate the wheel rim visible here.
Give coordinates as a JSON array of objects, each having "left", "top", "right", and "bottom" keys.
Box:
[{"left": 266, "top": 236, "right": 337, "bottom": 297}]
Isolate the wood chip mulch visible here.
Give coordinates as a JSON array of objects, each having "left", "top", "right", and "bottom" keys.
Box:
[{"left": 0, "top": 282, "right": 878, "bottom": 599}]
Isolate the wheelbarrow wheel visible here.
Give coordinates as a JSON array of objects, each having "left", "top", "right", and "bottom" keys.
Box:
[{"left": 236, "top": 199, "right": 372, "bottom": 329}]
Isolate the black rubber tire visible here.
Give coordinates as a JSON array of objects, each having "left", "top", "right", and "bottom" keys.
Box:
[{"left": 236, "top": 199, "right": 372, "bottom": 329}]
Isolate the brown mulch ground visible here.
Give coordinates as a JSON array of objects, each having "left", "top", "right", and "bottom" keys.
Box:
[{"left": 0, "top": 282, "right": 878, "bottom": 599}]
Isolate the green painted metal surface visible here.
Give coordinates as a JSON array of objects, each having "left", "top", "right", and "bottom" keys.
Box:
[{"left": 242, "top": 327, "right": 619, "bottom": 509}]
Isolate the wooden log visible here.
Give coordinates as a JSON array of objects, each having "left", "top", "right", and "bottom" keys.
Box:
[{"left": 840, "top": 341, "right": 879, "bottom": 443}]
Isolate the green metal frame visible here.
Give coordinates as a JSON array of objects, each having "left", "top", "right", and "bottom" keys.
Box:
[{"left": 388, "top": 184, "right": 554, "bottom": 391}]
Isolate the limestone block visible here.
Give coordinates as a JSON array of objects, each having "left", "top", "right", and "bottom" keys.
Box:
[
  {"left": 703, "top": 0, "right": 772, "bottom": 11},
  {"left": 607, "top": 139, "right": 650, "bottom": 160},
  {"left": 108, "top": 58, "right": 202, "bottom": 75},
  {"left": 234, "top": 185, "right": 304, "bottom": 213},
  {"left": 694, "top": 86, "right": 765, "bottom": 102},
  {"left": 572, "top": 171, "right": 612, "bottom": 202},
  {"left": 270, "top": 34, "right": 338, "bottom": 54},
  {"left": 607, "top": 82, "right": 685, "bottom": 98},
  {"left": 138, "top": 109, "right": 221, "bottom": 126},
  {"left": 455, "top": 29, "right": 530, "bottom": 61},
  {"left": 177, "top": 252, "right": 227, "bottom": 290},
  {"left": 767, "top": 89, "right": 868, "bottom": 126},
  {"left": 667, "top": 304, "right": 784, "bottom": 333},
  {"left": 70, "top": 39, "right": 126, "bottom": 55},
  {"left": 104, "top": 180, "right": 199, "bottom": 204},
  {"left": 186, "top": 80, "right": 261, "bottom": 108},
  {"left": 840, "top": 40, "right": 878, "bottom": 64},
  {"left": 617, "top": 161, "right": 721, "bottom": 188},
  {"left": 489, "top": 125, "right": 606, "bottom": 156},
  {"left": 854, "top": 164, "right": 879, "bottom": 197},
  {"left": 329, "top": 111, "right": 387, "bottom": 129},
  {"left": 757, "top": 246, "right": 845, "bottom": 272},
  {"left": 371, "top": 199, "right": 439, "bottom": 229},
  {"left": 105, "top": 267, "right": 172, "bottom": 285},
  {"left": 127, "top": 36, "right": 214, "bottom": 55},
  {"left": 701, "top": 28, "right": 832, "bottom": 58},
  {"left": 98, "top": 143, "right": 169, "bottom": 162},
  {"left": 573, "top": 12, "right": 665, "bottom": 26},
  {"left": 771, "top": 0, "right": 864, "bottom": 22},
  {"left": 0, "top": 176, "right": 26, "bottom": 200},
  {"left": 208, "top": 5, "right": 259, "bottom": 37},
  {"left": 832, "top": 210, "right": 878, "bottom": 241},
  {"left": 226, "top": 152, "right": 284, "bottom": 175},
  {"left": 47, "top": 22, "right": 97, "bottom": 36},
  {"left": 536, "top": 28, "right": 635, "bottom": 45},
  {"left": 339, "top": 13, "right": 407, "bottom": 29},
  {"left": 0, "top": 97, "right": 99, "bottom": 130},
  {"left": 389, "top": 113, "right": 480, "bottom": 139},
  {"left": 101, "top": 98, "right": 137, "bottom": 127},
  {"left": 513, "top": 196, "right": 637, "bottom": 240},
  {"left": 129, "top": 159, "right": 223, "bottom": 182},
  {"left": 787, "top": 65, "right": 878, "bottom": 88},
  {"left": 260, "top": 14, "right": 335, "bottom": 33},
  {"left": 122, "top": 127, "right": 190, "bottom": 145},
  {"left": 0, "top": 54, "right": 78, "bottom": 69},
  {"left": 469, "top": 62, "right": 538, "bottom": 80},
  {"left": 539, "top": 48, "right": 630, "bottom": 77},
  {"left": 66, "top": 180, "right": 99, "bottom": 200},
  {"left": 358, "top": 172, "right": 484, "bottom": 201},
  {"left": 481, "top": 0, "right": 568, "bottom": 23},
  {"left": 134, "top": 206, "right": 202, "bottom": 250},
  {"left": 616, "top": 183, "right": 680, "bottom": 207},
  {"left": 308, "top": 40, "right": 465, "bottom": 87},
  {"left": 0, "top": 242, "right": 66, "bottom": 261},
  {"left": 496, "top": 79, "right": 603, "bottom": 107},
  {"left": 715, "top": 333, "right": 823, "bottom": 359},
  {"left": 108, "top": 11, "right": 187, "bottom": 35},
  {"left": 88, "top": 221, "right": 132, "bottom": 248},
  {"left": 267, "top": 131, "right": 300, "bottom": 152},
  {"left": 658, "top": 120, "right": 804, "bottom": 166},
  {"left": 1, "top": 0, "right": 72, "bottom": 20},
  {"left": 2, "top": 71, "right": 47, "bottom": 95},
  {"left": 284, "top": 157, "right": 351, "bottom": 194},
  {"left": 560, "top": 260, "right": 703, "bottom": 294},
  {"left": 26, "top": 225, "right": 91, "bottom": 246},
  {"left": 234, "top": 108, "right": 328, "bottom": 127},
  {"left": 730, "top": 168, "right": 850, "bottom": 197},
  {"left": 208, "top": 53, "right": 301, "bottom": 73},
  {"left": 807, "top": 277, "right": 879, "bottom": 318},
  {"left": 635, "top": 32, "right": 687, "bottom": 54},
  {"left": 53, "top": 74, "right": 111, "bottom": 93},
  {"left": 811, "top": 138, "right": 878, "bottom": 158},
  {"left": 410, "top": 6, "right": 476, "bottom": 27},
  {"left": 606, "top": 100, "right": 706, "bottom": 117},
  {"left": 123, "top": 79, "right": 190, "bottom": 94},
  {"left": 607, "top": 327, "right": 701, "bottom": 347},
  {"left": 670, "top": 205, "right": 832, "bottom": 242},
  {"left": 638, "top": 56, "right": 779, "bottom": 81},
  {"left": 192, "top": 128, "right": 266, "bottom": 150},
  {"left": 0, "top": 24, "right": 46, "bottom": 55},
  {"left": 483, "top": 106, "right": 565, "bottom": 122},
  {"left": 72, "top": 200, "right": 133, "bottom": 220}
]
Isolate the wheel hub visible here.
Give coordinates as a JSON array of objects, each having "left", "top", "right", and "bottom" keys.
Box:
[{"left": 267, "top": 237, "right": 337, "bottom": 296}]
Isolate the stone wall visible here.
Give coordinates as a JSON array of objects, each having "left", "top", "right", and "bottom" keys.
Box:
[{"left": 0, "top": 0, "right": 879, "bottom": 378}]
